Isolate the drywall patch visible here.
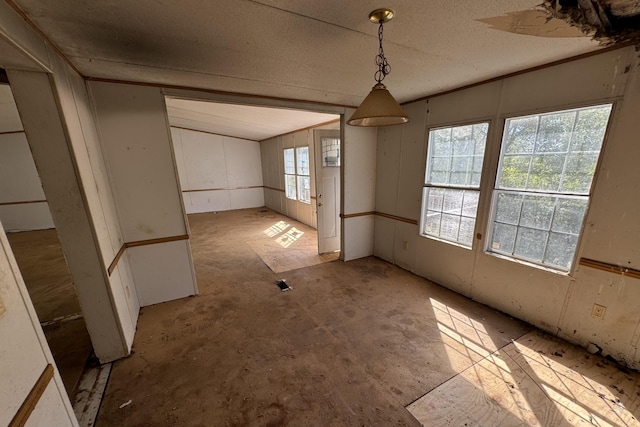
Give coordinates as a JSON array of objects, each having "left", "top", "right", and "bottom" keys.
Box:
[
  {"left": 543, "top": 0, "right": 640, "bottom": 44},
  {"left": 477, "top": 9, "right": 585, "bottom": 38}
]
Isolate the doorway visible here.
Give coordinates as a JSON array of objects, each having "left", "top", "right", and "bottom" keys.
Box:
[
  {"left": 164, "top": 97, "right": 342, "bottom": 274},
  {"left": 0, "top": 84, "right": 93, "bottom": 397}
]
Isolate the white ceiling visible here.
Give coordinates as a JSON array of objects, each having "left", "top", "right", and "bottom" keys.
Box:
[
  {"left": 12, "top": 0, "right": 601, "bottom": 108},
  {"left": 165, "top": 98, "right": 338, "bottom": 141}
]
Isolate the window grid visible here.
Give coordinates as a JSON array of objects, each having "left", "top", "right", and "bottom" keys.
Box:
[
  {"left": 420, "top": 122, "right": 489, "bottom": 248},
  {"left": 321, "top": 137, "right": 340, "bottom": 167},
  {"left": 489, "top": 104, "right": 612, "bottom": 271},
  {"left": 284, "top": 148, "right": 297, "bottom": 200},
  {"left": 284, "top": 147, "right": 312, "bottom": 203}
]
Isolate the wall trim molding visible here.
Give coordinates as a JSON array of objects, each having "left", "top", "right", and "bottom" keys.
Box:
[
  {"left": 0, "top": 200, "right": 47, "bottom": 206},
  {"left": 579, "top": 258, "right": 640, "bottom": 280},
  {"left": 183, "top": 185, "right": 263, "bottom": 193},
  {"left": 9, "top": 364, "right": 54, "bottom": 427},
  {"left": 341, "top": 211, "right": 375, "bottom": 219},
  {"left": 107, "top": 234, "right": 190, "bottom": 276},
  {"left": 0, "top": 130, "right": 25, "bottom": 135},
  {"left": 341, "top": 211, "right": 418, "bottom": 226},
  {"left": 261, "top": 118, "right": 341, "bottom": 142},
  {"left": 263, "top": 185, "right": 285, "bottom": 193},
  {"left": 374, "top": 211, "right": 419, "bottom": 225}
]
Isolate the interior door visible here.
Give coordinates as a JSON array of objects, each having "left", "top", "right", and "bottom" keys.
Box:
[{"left": 314, "top": 129, "right": 341, "bottom": 254}]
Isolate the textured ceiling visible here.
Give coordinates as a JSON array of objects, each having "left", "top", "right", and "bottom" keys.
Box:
[
  {"left": 11, "top": 0, "right": 603, "bottom": 108},
  {"left": 165, "top": 98, "right": 338, "bottom": 141}
]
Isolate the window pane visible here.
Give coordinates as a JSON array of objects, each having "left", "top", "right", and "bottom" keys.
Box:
[
  {"left": 551, "top": 198, "right": 587, "bottom": 234},
  {"left": 451, "top": 156, "right": 471, "bottom": 185},
  {"left": 284, "top": 148, "right": 295, "bottom": 174},
  {"left": 561, "top": 153, "right": 598, "bottom": 193},
  {"left": 424, "top": 211, "right": 441, "bottom": 235},
  {"left": 322, "top": 137, "right": 340, "bottom": 167},
  {"left": 500, "top": 155, "right": 530, "bottom": 189},
  {"left": 421, "top": 188, "right": 479, "bottom": 247},
  {"left": 440, "top": 214, "right": 460, "bottom": 241},
  {"left": 296, "top": 146, "right": 309, "bottom": 176},
  {"left": 514, "top": 228, "right": 548, "bottom": 262},
  {"left": 427, "top": 188, "right": 444, "bottom": 211},
  {"left": 572, "top": 106, "right": 611, "bottom": 152},
  {"left": 427, "top": 123, "right": 488, "bottom": 187},
  {"left": 458, "top": 217, "right": 475, "bottom": 246},
  {"left": 544, "top": 233, "right": 579, "bottom": 270},
  {"left": 432, "top": 128, "right": 451, "bottom": 155},
  {"left": 527, "top": 154, "right": 564, "bottom": 192},
  {"left": 536, "top": 112, "right": 575, "bottom": 153},
  {"left": 495, "top": 192, "right": 522, "bottom": 225},
  {"left": 520, "top": 195, "right": 554, "bottom": 230},
  {"left": 490, "top": 192, "right": 588, "bottom": 271},
  {"left": 504, "top": 116, "right": 537, "bottom": 154},
  {"left": 490, "top": 105, "right": 611, "bottom": 271},
  {"left": 422, "top": 122, "right": 487, "bottom": 248},
  {"left": 297, "top": 176, "right": 310, "bottom": 203},
  {"left": 285, "top": 174, "right": 297, "bottom": 200},
  {"left": 443, "top": 189, "right": 463, "bottom": 215},
  {"left": 491, "top": 223, "right": 517, "bottom": 254},
  {"left": 461, "top": 191, "right": 479, "bottom": 217}
]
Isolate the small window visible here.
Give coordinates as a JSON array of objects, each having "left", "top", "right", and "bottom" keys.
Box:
[
  {"left": 488, "top": 104, "right": 612, "bottom": 271},
  {"left": 420, "top": 122, "right": 489, "bottom": 247},
  {"left": 296, "top": 147, "right": 310, "bottom": 203},
  {"left": 321, "top": 137, "right": 340, "bottom": 167},
  {"left": 283, "top": 146, "right": 311, "bottom": 203},
  {"left": 284, "top": 148, "right": 297, "bottom": 200}
]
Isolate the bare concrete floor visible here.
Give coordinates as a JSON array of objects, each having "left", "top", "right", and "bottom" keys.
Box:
[
  {"left": 96, "top": 208, "right": 640, "bottom": 426},
  {"left": 7, "top": 229, "right": 93, "bottom": 397}
]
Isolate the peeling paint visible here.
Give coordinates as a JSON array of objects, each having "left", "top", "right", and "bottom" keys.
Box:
[{"left": 477, "top": 9, "right": 584, "bottom": 37}]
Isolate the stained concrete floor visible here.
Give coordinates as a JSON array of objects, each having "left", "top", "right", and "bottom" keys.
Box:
[
  {"left": 96, "top": 208, "right": 531, "bottom": 425},
  {"left": 7, "top": 229, "right": 93, "bottom": 397}
]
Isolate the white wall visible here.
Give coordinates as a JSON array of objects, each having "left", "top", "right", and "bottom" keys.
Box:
[
  {"left": 0, "top": 207, "right": 76, "bottom": 427},
  {"left": 343, "top": 112, "right": 377, "bottom": 261},
  {"left": 0, "top": 86, "right": 54, "bottom": 232},
  {"left": 89, "top": 82, "right": 198, "bottom": 307},
  {"left": 171, "top": 127, "right": 264, "bottom": 213},
  {"left": 374, "top": 46, "right": 640, "bottom": 369},
  {"left": 261, "top": 125, "right": 330, "bottom": 228}
]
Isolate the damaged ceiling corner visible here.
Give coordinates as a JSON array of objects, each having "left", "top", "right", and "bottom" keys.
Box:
[{"left": 543, "top": 0, "right": 640, "bottom": 44}]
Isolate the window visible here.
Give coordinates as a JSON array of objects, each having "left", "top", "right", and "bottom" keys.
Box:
[
  {"left": 283, "top": 146, "right": 311, "bottom": 204},
  {"left": 284, "top": 148, "right": 296, "bottom": 200},
  {"left": 488, "top": 104, "right": 612, "bottom": 271},
  {"left": 296, "top": 146, "right": 310, "bottom": 203},
  {"left": 420, "top": 122, "right": 489, "bottom": 247},
  {"left": 321, "top": 137, "right": 340, "bottom": 167}
]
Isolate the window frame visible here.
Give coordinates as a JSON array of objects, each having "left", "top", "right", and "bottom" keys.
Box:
[
  {"left": 419, "top": 120, "right": 491, "bottom": 249},
  {"left": 283, "top": 146, "right": 311, "bottom": 204},
  {"left": 485, "top": 103, "right": 614, "bottom": 273},
  {"left": 296, "top": 146, "right": 311, "bottom": 204},
  {"left": 284, "top": 148, "right": 297, "bottom": 201}
]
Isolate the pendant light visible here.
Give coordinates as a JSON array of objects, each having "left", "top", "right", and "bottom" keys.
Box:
[{"left": 348, "top": 8, "right": 409, "bottom": 127}]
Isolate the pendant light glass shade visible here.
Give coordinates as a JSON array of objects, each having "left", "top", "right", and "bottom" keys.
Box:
[{"left": 347, "top": 83, "right": 409, "bottom": 126}]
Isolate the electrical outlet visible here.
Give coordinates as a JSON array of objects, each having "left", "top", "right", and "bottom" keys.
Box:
[
  {"left": 402, "top": 241, "right": 409, "bottom": 250},
  {"left": 591, "top": 303, "right": 606, "bottom": 320}
]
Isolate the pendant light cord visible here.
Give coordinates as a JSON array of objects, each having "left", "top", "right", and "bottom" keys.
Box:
[{"left": 374, "top": 22, "right": 391, "bottom": 84}]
